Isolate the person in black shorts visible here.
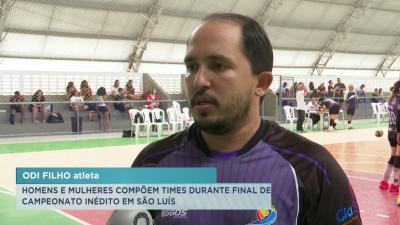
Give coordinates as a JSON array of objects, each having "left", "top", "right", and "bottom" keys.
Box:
[
  {"left": 379, "top": 81, "right": 400, "bottom": 202},
  {"left": 320, "top": 97, "right": 341, "bottom": 131},
  {"left": 345, "top": 84, "right": 357, "bottom": 129}
]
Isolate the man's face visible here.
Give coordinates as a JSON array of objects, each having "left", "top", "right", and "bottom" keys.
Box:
[{"left": 184, "top": 21, "right": 259, "bottom": 135}]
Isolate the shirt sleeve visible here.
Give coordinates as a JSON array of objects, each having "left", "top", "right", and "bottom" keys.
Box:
[{"left": 307, "top": 155, "right": 362, "bottom": 225}]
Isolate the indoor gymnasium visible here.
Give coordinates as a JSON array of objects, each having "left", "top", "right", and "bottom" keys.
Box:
[{"left": 0, "top": 0, "right": 399, "bottom": 225}]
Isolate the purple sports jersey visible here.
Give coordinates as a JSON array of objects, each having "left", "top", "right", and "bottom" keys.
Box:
[
  {"left": 346, "top": 92, "right": 357, "bottom": 109},
  {"left": 132, "top": 120, "right": 361, "bottom": 225},
  {"left": 388, "top": 95, "right": 400, "bottom": 131}
]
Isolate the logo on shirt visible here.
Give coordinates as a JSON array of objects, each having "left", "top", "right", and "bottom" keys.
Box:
[
  {"left": 247, "top": 207, "right": 277, "bottom": 225},
  {"left": 160, "top": 210, "right": 188, "bottom": 219},
  {"left": 335, "top": 200, "right": 359, "bottom": 224}
]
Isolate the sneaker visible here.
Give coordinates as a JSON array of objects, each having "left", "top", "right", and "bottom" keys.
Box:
[
  {"left": 389, "top": 183, "right": 399, "bottom": 193},
  {"left": 397, "top": 195, "right": 400, "bottom": 206},
  {"left": 328, "top": 126, "right": 334, "bottom": 132},
  {"left": 348, "top": 126, "right": 354, "bottom": 130},
  {"left": 379, "top": 180, "right": 389, "bottom": 190}
]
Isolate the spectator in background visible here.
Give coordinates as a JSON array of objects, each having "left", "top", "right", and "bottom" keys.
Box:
[
  {"left": 124, "top": 79, "right": 140, "bottom": 100},
  {"left": 110, "top": 80, "right": 120, "bottom": 98},
  {"left": 66, "top": 81, "right": 76, "bottom": 101},
  {"left": 80, "top": 80, "right": 95, "bottom": 121},
  {"left": 308, "top": 81, "right": 315, "bottom": 92},
  {"left": 113, "top": 88, "right": 126, "bottom": 112},
  {"left": 334, "top": 78, "right": 346, "bottom": 91},
  {"left": 96, "top": 87, "right": 111, "bottom": 131},
  {"left": 378, "top": 88, "right": 385, "bottom": 102},
  {"left": 371, "top": 88, "right": 379, "bottom": 103},
  {"left": 326, "top": 80, "right": 334, "bottom": 98},
  {"left": 9, "top": 91, "right": 25, "bottom": 124},
  {"left": 357, "top": 84, "right": 366, "bottom": 103},
  {"left": 296, "top": 82, "right": 307, "bottom": 132},
  {"left": 306, "top": 96, "right": 321, "bottom": 127},
  {"left": 334, "top": 78, "right": 346, "bottom": 104},
  {"left": 328, "top": 80, "right": 334, "bottom": 91},
  {"left": 144, "top": 88, "right": 161, "bottom": 109},
  {"left": 80, "top": 80, "right": 92, "bottom": 100},
  {"left": 276, "top": 82, "right": 288, "bottom": 96},
  {"left": 280, "top": 82, "right": 290, "bottom": 106},
  {"left": 345, "top": 84, "right": 357, "bottom": 129},
  {"left": 290, "top": 82, "right": 298, "bottom": 97},
  {"left": 69, "top": 90, "right": 88, "bottom": 116},
  {"left": 80, "top": 80, "right": 93, "bottom": 99},
  {"left": 31, "top": 89, "right": 48, "bottom": 123},
  {"left": 317, "top": 82, "right": 326, "bottom": 94}
]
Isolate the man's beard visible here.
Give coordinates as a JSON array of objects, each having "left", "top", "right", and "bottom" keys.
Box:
[{"left": 190, "top": 90, "right": 252, "bottom": 135}]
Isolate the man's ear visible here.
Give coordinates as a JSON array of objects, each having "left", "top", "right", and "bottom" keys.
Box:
[{"left": 255, "top": 71, "right": 273, "bottom": 97}]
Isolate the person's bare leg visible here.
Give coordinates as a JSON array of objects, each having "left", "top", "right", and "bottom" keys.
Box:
[
  {"left": 104, "top": 111, "right": 111, "bottom": 130},
  {"left": 42, "top": 106, "right": 48, "bottom": 123},
  {"left": 32, "top": 106, "right": 38, "bottom": 123},
  {"left": 98, "top": 112, "right": 103, "bottom": 130}
]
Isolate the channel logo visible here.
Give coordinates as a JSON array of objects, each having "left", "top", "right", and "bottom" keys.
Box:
[{"left": 248, "top": 207, "right": 277, "bottom": 225}]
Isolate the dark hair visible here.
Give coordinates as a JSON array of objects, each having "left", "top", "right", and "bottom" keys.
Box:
[
  {"left": 32, "top": 89, "right": 45, "bottom": 102},
  {"left": 97, "top": 87, "right": 106, "bottom": 96},
  {"left": 389, "top": 81, "right": 400, "bottom": 102},
  {"left": 203, "top": 13, "right": 273, "bottom": 74}
]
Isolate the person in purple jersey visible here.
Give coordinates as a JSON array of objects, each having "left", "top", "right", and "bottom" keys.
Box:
[
  {"left": 126, "top": 13, "right": 361, "bottom": 225},
  {"left": 320, "top": 97, "right": 341, "bottom": 132},
  {"left": 378, "top": 80, "right": 400, "bottom": 203}
]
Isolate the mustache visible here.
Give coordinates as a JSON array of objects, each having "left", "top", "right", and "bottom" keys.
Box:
[{"left": 190, "top": 88, "right": 219, "bottom": 107}]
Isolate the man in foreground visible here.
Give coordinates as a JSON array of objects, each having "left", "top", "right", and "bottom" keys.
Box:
[{"left": 130, "top": 13, "right": 362, "bottom": 225}]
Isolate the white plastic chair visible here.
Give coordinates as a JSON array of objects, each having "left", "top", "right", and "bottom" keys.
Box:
[
  {"left": 339, "top": 109, "right": 345, "bottom": 128},
  {"left": 151, "top": 108, "right": 170, "bottom": 136},
  {"left": 141, "top": 108, "right": 157, "bottom": 136},
  {"left": 172, "top": 101, "right": 184, "bottom": 121},
  {"left": 283, "top": 106, "right": 297, "bottom": 131},
  {"left": 167, "top": 107, "right": 184, "bottom": 133},
  {"left": 371, "top": 103, "right": 379, "bottom": 120},
  {"left": 128, "top": 109, "right": 148, "bottom": 138},
  {"left": 376, "top": 103, "right": 388, "bottom": 124},
  {"left": 181, "top": 107, "right": 194, "bottom": 128}
]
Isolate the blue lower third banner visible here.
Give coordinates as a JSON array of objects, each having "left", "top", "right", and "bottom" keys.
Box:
[
  {"left": 17, "top": 184, "right": 271, "bottom": 210},
  {"left": 16, "top": 168, "right": 272, "bottom": 210}
]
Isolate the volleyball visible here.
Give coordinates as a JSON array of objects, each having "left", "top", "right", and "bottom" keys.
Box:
[{"left": 375, "top": 130, "right": 383, "bottom": 137}]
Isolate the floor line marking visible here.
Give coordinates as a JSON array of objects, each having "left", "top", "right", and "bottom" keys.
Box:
[
  {"left": 0, "top": 189, "right": 91, "bottom": 225},
  {"left": 347, "top": 176, "right": 379, "bottom": 182},
  {"left": 376, "top": 214, "right": 389, "bottom": 218},
  {"left": 343, "top": 169, "right": 382, "bottom": 175},
  {"left": 340, "top": 161, "right": 387, "bottom": 165}
]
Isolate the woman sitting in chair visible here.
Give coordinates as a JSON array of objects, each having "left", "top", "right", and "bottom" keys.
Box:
[{"left": 31, "top": 89, "right": 48, "bottom": 123}]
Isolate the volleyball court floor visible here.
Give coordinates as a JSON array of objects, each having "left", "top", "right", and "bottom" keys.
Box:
[{"left": 0, "top": 122, "right": 399, "bottom": 225}]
